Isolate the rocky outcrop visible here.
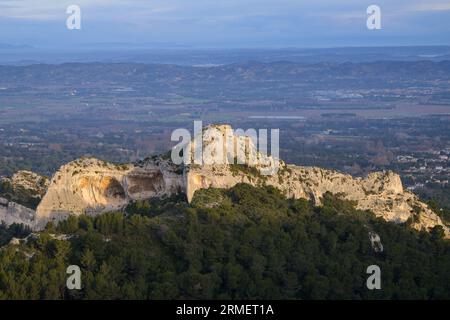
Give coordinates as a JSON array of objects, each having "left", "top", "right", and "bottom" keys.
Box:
[
  {"left": 0, "top": 124, "right": 448, "bottom": 238},
  {"left": 1, "top": 170, "right": 49, "bottom": 198},
  {"left": 368, "top": 231, "right": 384, "bottom": 253},
  {"left": 11, "top": 171, "right": 49, "bottom": 197},
  {"left": 186, "top": 163, "right": 449, "bottom": 237},
  {"left": 0, "top": 197, "right": 35, "bottom": 228},
  {"left": 184, "top": 124, "right": 449, "bottom": 238},
  {"left": 35, "top": 156, "right": 185, "bottom": 229}
]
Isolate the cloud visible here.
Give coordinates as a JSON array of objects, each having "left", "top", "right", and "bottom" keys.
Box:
[
  {"left": 0, "top": 0, "right": 167, "bottom": 20},
  {"left": 409, "top": 2, "right": 450, "bottom": 12},
  {"left": 1, "top": 0, "right": 449, "bottom": 21},
  {"left": 0, "top": 0, "right": 448, "bottom": 47}
]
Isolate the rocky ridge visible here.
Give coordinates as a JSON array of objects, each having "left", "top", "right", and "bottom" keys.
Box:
[
  {"left": 10, "top": 171, "right": 50, "bottom": 197},
  {"left": 34, "top": 156, "right": 184, "bottom": 229},
  {"left": 0, "top": 124, "right": 448, "bottom": 238}
]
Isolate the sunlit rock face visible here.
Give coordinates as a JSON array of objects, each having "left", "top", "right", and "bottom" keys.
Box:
[
  {"left": 184, "top": 125, "right": 449, "bottom": 238},
  {"left": 1, "top": 124, "right": 446, "bottom": 238},
  {"left": 35, "top": 157, "right": 185, "bottom": 229}
]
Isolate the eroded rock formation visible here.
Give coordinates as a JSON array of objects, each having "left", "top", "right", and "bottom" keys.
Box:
[
  {"left": 34, "top": 156, "right": 184, "bottom": 228},
  {"left": 0, "top": 124, "right": 448, "bottom": 238},
  {"left": 0, "top": 197, "right": 35, "bottom": 228}
]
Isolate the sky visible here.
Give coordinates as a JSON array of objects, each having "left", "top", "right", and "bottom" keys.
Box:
[{"left": 0, "top": 0, "right": 449, "bottom": 48}]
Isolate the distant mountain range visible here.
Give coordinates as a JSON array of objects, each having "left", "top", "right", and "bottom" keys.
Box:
[
  {"left": 1, "top": 45, "right": 450, "bottom": 65},
  {"left": 0, "top": 60, "right": 449, "bottom": 87}
]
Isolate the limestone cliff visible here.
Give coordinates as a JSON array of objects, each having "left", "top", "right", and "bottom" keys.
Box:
[
  {"left": 184, "top": 124, "right": 449, "bottom": 237},
  {"left": 1, "top": 124, "right": 448, "bottom": 238},
  {"left": 186, "top": 164, "right": 448, "bottom": 236},
  {"left": 0, "top": 197, "right": 35, "bottom": 228},
  {"left": 35, "top": 156, "right": 184, "bottom": 229}
]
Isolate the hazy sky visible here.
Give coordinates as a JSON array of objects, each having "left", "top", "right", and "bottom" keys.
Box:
[{"left": 0, "top": 0, "right": 449, "bottom": 48}]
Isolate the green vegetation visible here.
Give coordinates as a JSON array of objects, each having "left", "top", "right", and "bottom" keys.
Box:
[
  {"left": 229, "top": 161, "right": 267, "bottom": 185},
  {"left": 426, "top": 200, "right": 450, "bottom": 226},
  {"left": 0, "top": 184, "right": 449, "bottom": 299},
  {"left": 0, "top": 180, "right": 41, "bottom": 209},
  {"left": 417, "top": 185, "right": 450, "bottom": 211},
  {"left": 125, "top": 193, "right": 188, "bottom": 217},
  {"left": 229, "top": 164, "right": 259, "bottom": 177},
  {"left": 0, "top": 223, "right": 31, "bottom": 246}
]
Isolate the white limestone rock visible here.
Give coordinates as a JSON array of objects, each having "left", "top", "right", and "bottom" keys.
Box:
[
  {"left": 1, "top": 123, "right": 444, "bottom": 239},
  {"left": 35, "top": 156, "right": 185, "bottom": 229},
  {"left": 0, "top": 197, "right": 35, "bottom": 228}
]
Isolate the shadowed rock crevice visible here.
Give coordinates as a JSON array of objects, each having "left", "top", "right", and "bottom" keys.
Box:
[
  {"left": 102, "top": 177, "right": 126, "bottom": 199},
  {"left": 126, "top": 171, "right": 165, "bottom": 196}
]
